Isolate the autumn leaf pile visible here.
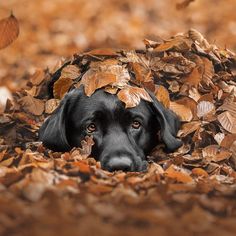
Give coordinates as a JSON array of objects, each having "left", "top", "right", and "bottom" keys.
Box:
[{"left": 1, "top": 28, "right": 236, "bottom": 236}]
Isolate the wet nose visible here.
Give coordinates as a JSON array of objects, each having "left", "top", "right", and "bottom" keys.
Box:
[{"left": 107, "top": 156, "right": 133, "bottom": 172}]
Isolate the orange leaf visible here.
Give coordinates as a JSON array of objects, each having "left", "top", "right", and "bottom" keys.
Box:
[
  {"left": 154, "top": 85, "right": 170, "bottom": 108},
  {"left": 0, "top": 13, "right": 19, "bottom": 49},
  {"left": 170, "top": 101, "right": 193, "bottom": 122},
  {"left": 184, "top": 67, "right": 201, "bottom": 87},
  {"left": 85, "top": 48, "right": 119, "bottom": 56},
  {"left": 192, "top": 168, "right": 208, "bottom": 177},
  {"left": 73, "top": 161, "right": 91, "bottom": 174},
  {"left": 53, "top": 77, "right": 73, "bottom": 99},
  {"left": 165, "top": 164, "right": 193, "bottom": 183},
  {"left": 117, "top": 87, "right": 152, "bottom": 108}
]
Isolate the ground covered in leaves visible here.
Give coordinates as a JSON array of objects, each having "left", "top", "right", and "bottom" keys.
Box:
[{"left": 1, "top": 1, "right": 236, "bottom": 236}]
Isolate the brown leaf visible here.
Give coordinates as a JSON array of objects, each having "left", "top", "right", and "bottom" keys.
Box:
[
  {"left": 200, "top": 58, "right": 214, "bottom": 87},
  {"left": 19, "top": 95, "right": 45, "bottom": 116},
  {"left": 131, "top": 62, "right": 152, "bottom": 83},
  {"left": 0, "top": 13, "right": 19, "bottom": 49},
  {"left": 220, "top": 134, "right": 236, "bottom": 149},
  {"left": 45, "top": 99, "right": 60, "bottom": 114},
  {"left": 154, "top": 36, "right": 191, "bottom": 52},
  {"left": 117, "top": 86, "right": 152, "bottom": 108},
  {"left": 188, "top": 28, "right": 210, "bottom": 49},
  {"left": 176, "top": 0, "right": 195, "bottom": 10},
  {"left": 184, "top": 67, "right": 201, "bottom": 87},
  {"left": 197, "top": 101, "right": 215, "bottom": 118},
  {"left": 0, "top": 157, "right": 14, "bottom": 167},
  {"left": 178, "top": 121, "right": 201, "bottom": 137},
  {"left": 217, "top": 111, "right": 236, "bottom": 134},
  {"left": 170, "top": 102, "right": 192, "bottom": 122},
  {"left": 30, "top": 69, "right": 46, "bottom": 86},
  {"left": 60, "top": 65, "right": 81, "bottom": 80},
  {"left": 53, "top": 77, "right": 73, "bottom": 99},
  {"left": 164, "top": 164, "right": 193, "bottom": 183},
  {"left": 202, "top": 145, "right": 232, "bottom": 162},
  {"left": 154, "top": 85, "right": 170, "bottom": 108},
  {"left": 84, "top": 48, "right": 119, "bottom": 56},
  {"left": 78, "top": 70, "right": 117, "bottom": 96}
]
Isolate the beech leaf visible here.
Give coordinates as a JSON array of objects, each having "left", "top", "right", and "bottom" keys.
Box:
[{"left": 0, "top": 13, "right": 19, "bottom": 49}]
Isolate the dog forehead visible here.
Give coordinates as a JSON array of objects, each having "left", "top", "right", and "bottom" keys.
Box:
[{"left": 70, "top": 88, "right": 153, "bottom": 119}]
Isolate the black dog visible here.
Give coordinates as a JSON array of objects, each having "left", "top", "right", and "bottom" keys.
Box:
[{"left": 39, "top": 86, "right": 182, "bottom": 172}]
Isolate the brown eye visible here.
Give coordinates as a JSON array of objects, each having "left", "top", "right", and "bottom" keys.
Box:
[
  {"left": 87, "top": 123, "right": 96, "bottom": 133},
  {"left": 132, "top": 120, "right": 141, "bottom": 129}
]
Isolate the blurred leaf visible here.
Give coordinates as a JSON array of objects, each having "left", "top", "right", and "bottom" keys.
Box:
[{"left": 0, "top": 13, "right": 19, "bottom": 50}]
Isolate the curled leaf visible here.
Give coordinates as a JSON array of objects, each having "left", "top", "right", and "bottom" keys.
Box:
[
  {"left": 117, "top": 87, "right": 152, "bottom": 108},
  {"left": 53, "top": 77, "right": 73, "bottom": 99}
]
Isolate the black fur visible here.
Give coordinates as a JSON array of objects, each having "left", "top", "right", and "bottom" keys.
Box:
[{"left": 39, "top": 86, "right": 182, "bottom": 171}]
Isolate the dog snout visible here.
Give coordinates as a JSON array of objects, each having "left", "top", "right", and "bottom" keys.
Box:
[{"left": 106, "top": 156, "right": 133, "bottom": 172}]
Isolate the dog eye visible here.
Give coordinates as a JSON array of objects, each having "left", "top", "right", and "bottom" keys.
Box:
[
  {"left": 132, "top": 120, "right": 141, "bottom": 129},
  {"left": 86, "top": 123, "right": 96, "bottom": 133}
]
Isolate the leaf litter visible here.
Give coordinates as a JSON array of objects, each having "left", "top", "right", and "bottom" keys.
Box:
[{"left": 1, "top": 27, "right": 236, "bottom": 236}]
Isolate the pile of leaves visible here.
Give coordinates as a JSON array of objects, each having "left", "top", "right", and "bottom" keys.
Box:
[{"left": 1, "top": 29, "right": 236, "bottom": 236}]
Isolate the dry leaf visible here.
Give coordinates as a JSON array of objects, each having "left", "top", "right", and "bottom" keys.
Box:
[
  {"left": 117, "top": 86, "right": 152, "bottom": 108},
  {"left": 165, "top": 164, "right": 193, "bottom": 183},
  {"left": 197, "top": 101, "right": 215, "bottom": 118},
  {"left": 78, "top": 70, "right": 117, "bottom": 96},
  {"left": 53, "top": 77, "right": 73, "bottom": 99},
  {"left": 60, "top": 64, "right": 81, "bottom": 80},
  {"left": 176, "top": 0, "right": 195, "bottom": 10},
  {"left": 188, "top": 28, "right": 210, "bottom": 49},
  {"left": 217, "top": 111, "right": 236, "bottom": 134},
  {"left": 178, "top": 121, "right": 201, "bottom": 137},
  {"left": 85, "top": 48, "right": 119, "bottom": 56},
  {"left": 192, "top": 168, "right": 208, "bottom": 177},
  {"left": 45, "top": 99, "right": 60, "bottom": 114},
  {"left": 0, "top": 13, "right": 19, "bottom": 49},
  {"left": 202, "top": 145, "right": 232, "bottom": 162},
  {"left": 19, "top": 95, "right": 45, "bottom": 116},
  {"left": 154, "top": 85, "right": 170, "bottom": 108},
  {"left": 154, "top": 36, "right": 191, "bottom": 52},
  {"left": 30, "top": 69, "right": 45, "bottom": 86}
]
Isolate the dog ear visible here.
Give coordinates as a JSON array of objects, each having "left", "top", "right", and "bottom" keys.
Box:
[
  {"left": 148, "top": 92, "right": 183, "bottom": 151},
  {"left": 39, "top": 88, "right": 83, "bottom": 151}
]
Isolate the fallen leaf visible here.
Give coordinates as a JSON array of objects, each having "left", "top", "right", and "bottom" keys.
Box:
[
  {"left": 117, "top": 86, "right": 152, "bottom": 108},
  {"left": 165, "top": 164, "right": 193, "bottom": 183},
  {"left": 85, "top": 48, "right": 119, "bottom": 56},
  {"left": 202, "top": 145, "right": 232, "bottom": 162},
  {"left": 197, "top": 101, "right": 215, "bottom": 118},
  {"left": 178, "top": 121, "right": 201, "bottom": 137},
  {"left": 154, "top": 85, "right": 170, "bottom": 108},
  {"left": 0, "top": 13, "right": 19, "bottom": 49},
  {"left": 217, "top": 111, "right": 236, "bottom": 134},
  {"left": 19, "top": 95, "right": 45, "bottom": 116},
  {"left": 78, "top": 69, "right": 117, "bottom": 96},
  {"left": 53, "top": 77, "right": 73, "bottom": 99},
  {"left": 45, "top": 99, "right": 60, "bottom": 114}
]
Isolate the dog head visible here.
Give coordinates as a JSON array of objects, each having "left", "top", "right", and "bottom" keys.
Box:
[{"left": 39, "top": 86, "right": 182, "bottom": 171}]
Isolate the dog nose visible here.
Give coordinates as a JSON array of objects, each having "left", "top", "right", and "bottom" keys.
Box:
[{"left": 107, "top": 156, "right": 133, "bottom": 172}]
